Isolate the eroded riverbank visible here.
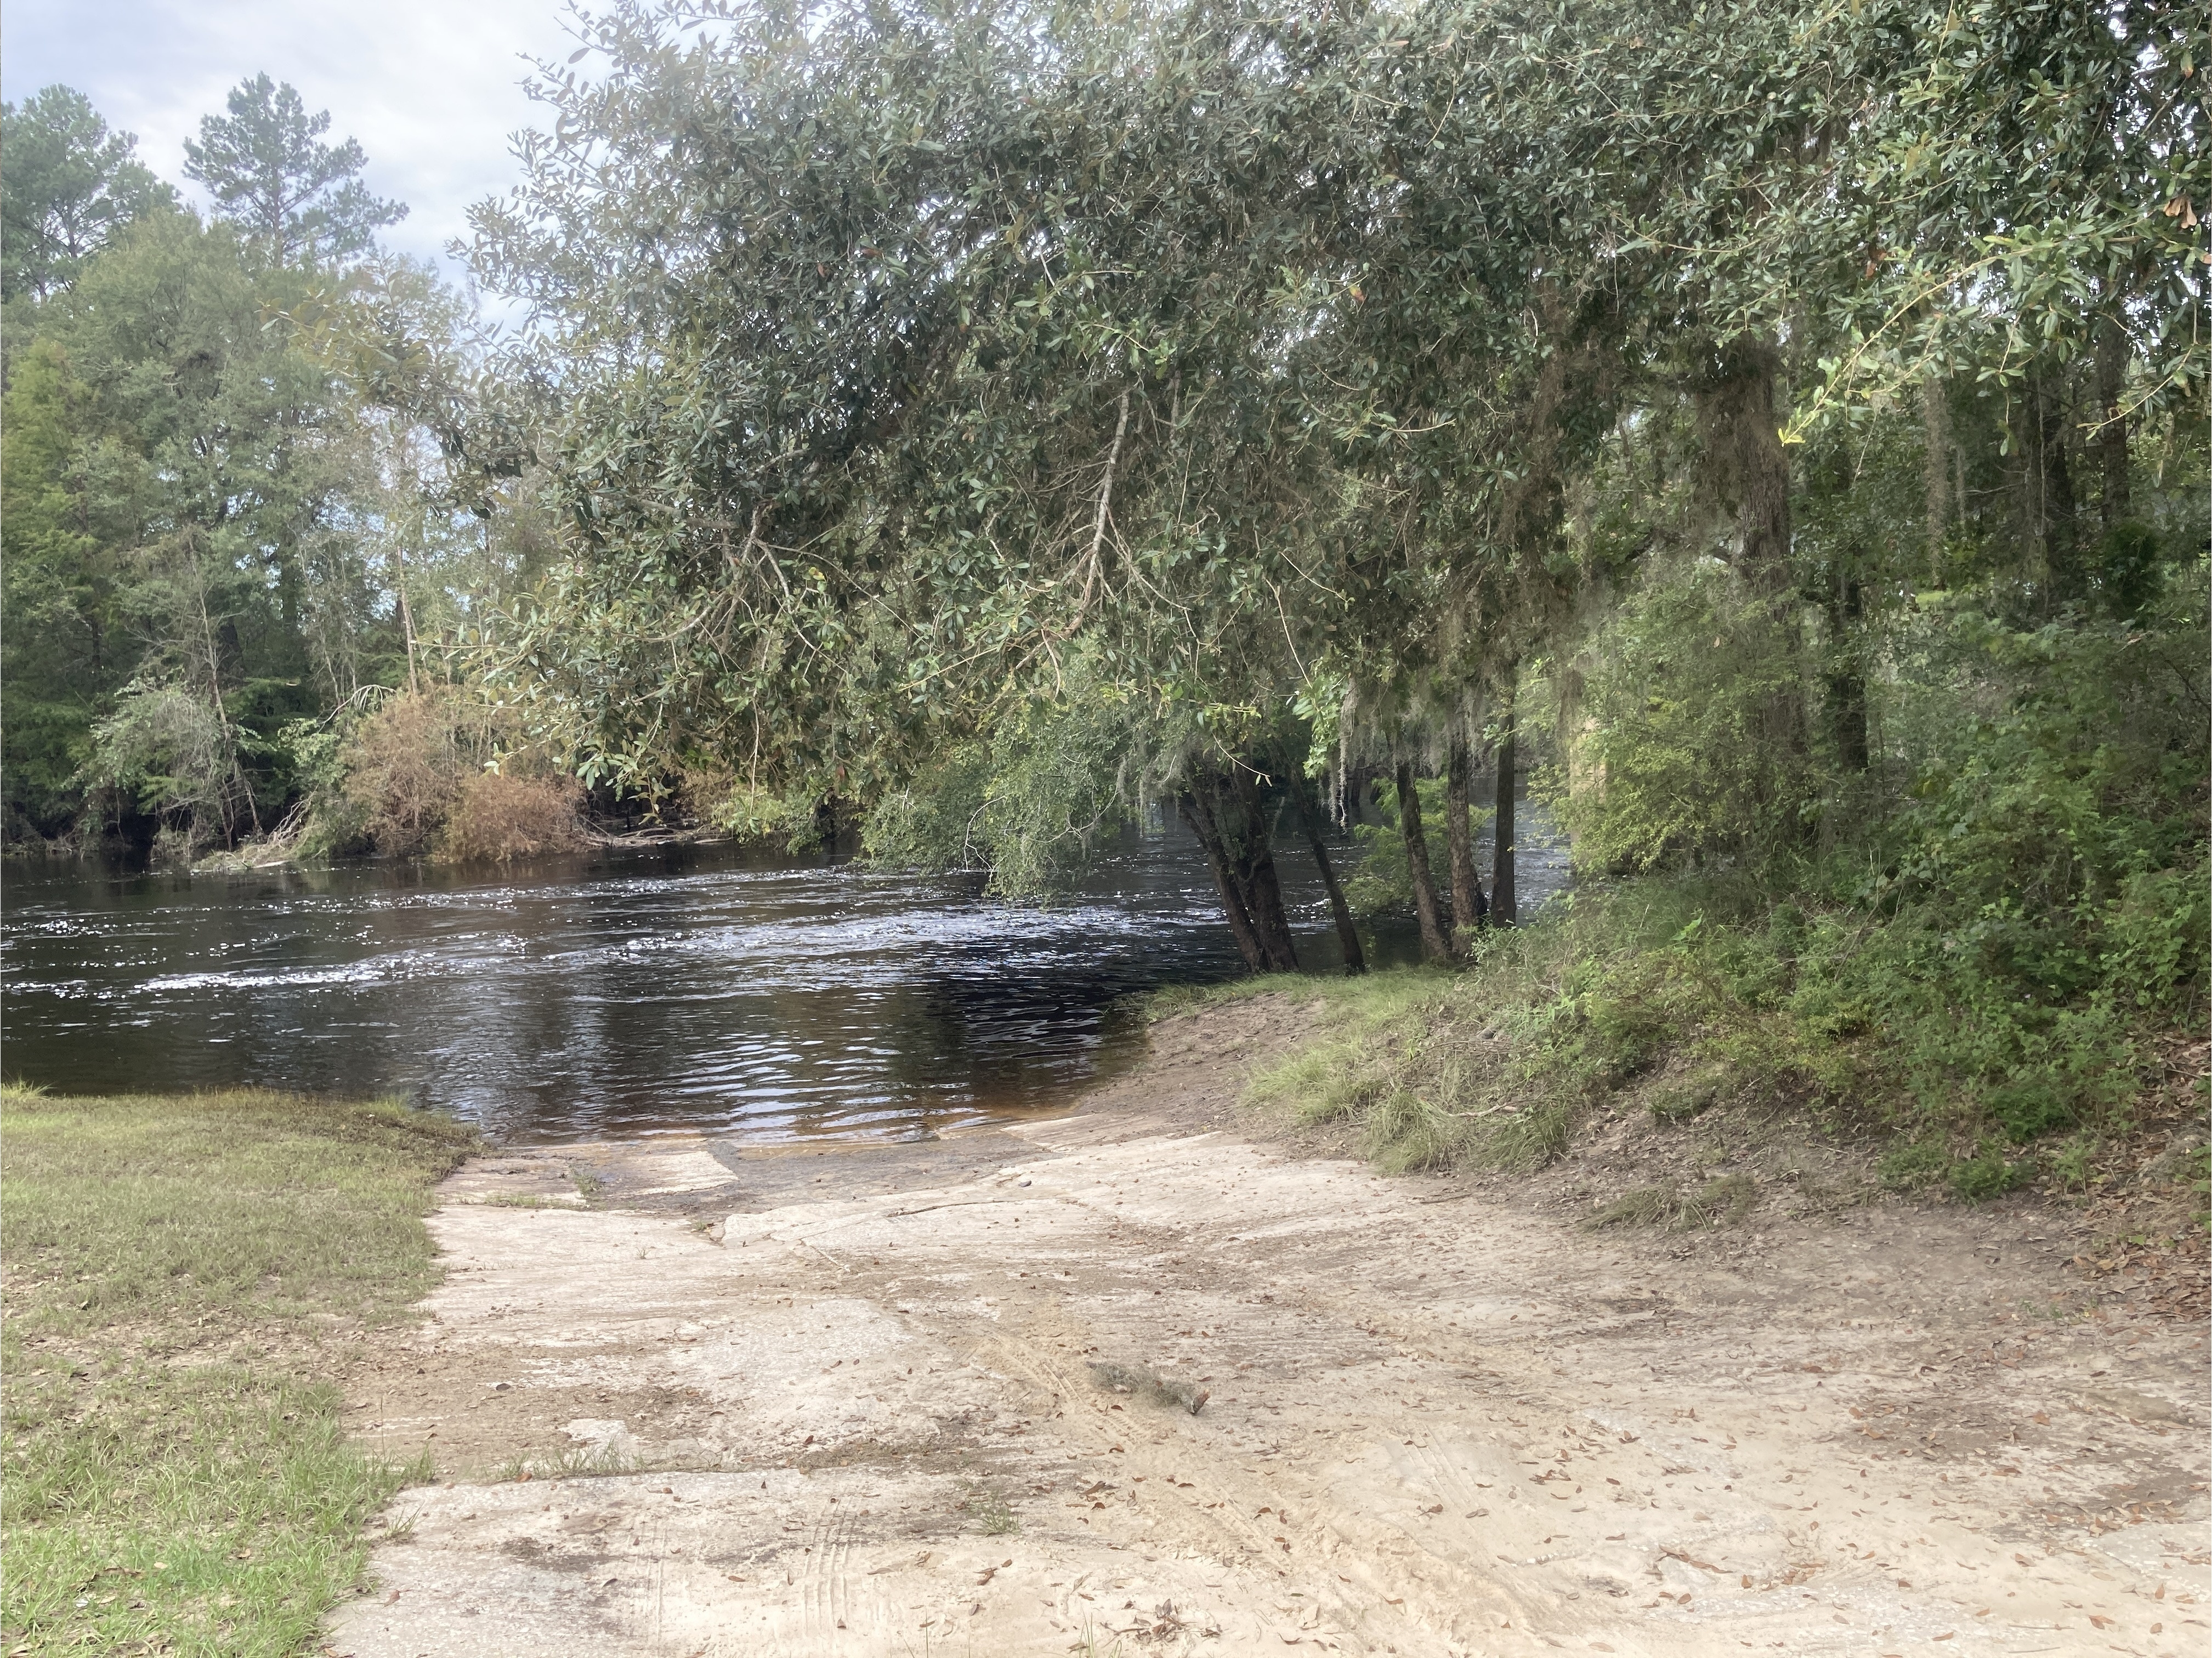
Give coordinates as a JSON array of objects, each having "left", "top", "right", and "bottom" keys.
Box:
[{"left": 329, "top": 1001, "right": 2209, "bottom": 1656}]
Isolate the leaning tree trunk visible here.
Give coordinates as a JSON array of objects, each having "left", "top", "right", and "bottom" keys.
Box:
[
  {"left": 1445, "top": 725, "right": 1487, "bottom": 942},
  {"left": 1178, "top": 787, "right": 1269, "bottom": 972},
  {"left": 1227, "top": 768, "right": 1301, "bottom": 972},
  {"left": 1289, "top": 766, "right": 1364, "bottom": 976},
  {"left": 1179, "top": 770, "right": 1300, "bottom": 973},
  {"left": 1396, "top": 758, "right": 1454, "bottom": 963},
  {"left": 1491, "top": 698, "right": 1517, "bottom": 929}
]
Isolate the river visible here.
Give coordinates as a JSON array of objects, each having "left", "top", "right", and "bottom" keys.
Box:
[{"left": 1, "top": 813, "right": 1567, "bottom": 1145}]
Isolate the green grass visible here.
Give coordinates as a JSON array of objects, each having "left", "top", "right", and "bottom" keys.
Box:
[
  {"left": 0, "top": 1086, "right": 477, "bottom": 1656},
  {"left": 489, "top": 1442, "right": 637, "bottom": 1483},
  {"left": 1138, "top": 974, "right": 1286, "bottom": 1023},
  {"left": 1238, "top": 932, "right": 1581, "bottom": 1175}
]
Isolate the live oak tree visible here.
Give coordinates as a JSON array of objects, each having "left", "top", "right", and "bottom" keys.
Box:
[{"left": 461, "top": 0, "right": 2202, "bottom": 972}]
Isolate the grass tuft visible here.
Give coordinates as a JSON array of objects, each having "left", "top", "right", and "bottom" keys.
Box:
[
  {"left": 1583, "top": 1173, "right": 1758, "bottom": 1232},
  {"left": 1085, "top": 1359, "right": 1210, "bottom": 1416},
  {"left": 491, "top": 1443, "right": 638, "bottom": 1483},
  {"left": 1681, "top": 1172, "right": 1759, "bottom": 1228},
  {"left": 1584, "top": 1186, "right": 1675, "bottom": 1230}
]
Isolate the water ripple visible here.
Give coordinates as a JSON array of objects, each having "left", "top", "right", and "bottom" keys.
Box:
[{"left": 0, "top": 814, "right": 1569, "bottom": 1144}]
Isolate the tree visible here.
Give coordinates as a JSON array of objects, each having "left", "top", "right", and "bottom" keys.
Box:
[
  {"left": 0, "top": 193, "right": 519, "bottom": 849},
  {"left": 1, "top": 86, "right": 177, "bottom": 301},
  {"left": 183, "top": 75, "right": 405, "bottom": 266}
]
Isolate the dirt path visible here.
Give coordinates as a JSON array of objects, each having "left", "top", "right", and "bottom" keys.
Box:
[{"left": 327, "top": 1004, "right": 2209, "bottom": 1657}]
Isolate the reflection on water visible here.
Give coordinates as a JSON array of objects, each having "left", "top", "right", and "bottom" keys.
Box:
[{"left": 1, "top": 811, "right": 1568, "bottom": 1145}]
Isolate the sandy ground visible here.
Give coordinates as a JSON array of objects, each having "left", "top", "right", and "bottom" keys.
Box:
[{"left": 326, "top": 1003, "right": 2209, "bottom": 1657}]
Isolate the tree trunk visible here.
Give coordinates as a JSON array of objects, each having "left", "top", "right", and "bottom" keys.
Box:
[
  {"left": 1491, "top": 702, "right": 1517, "bottom": 929},
  {"left": 1290, "top": 767, "right": 1365, "bottom": 975},
  {"left": 1445, "top": 726, "right": 1487, "bottom": 940},
  {"left": 1178, "top": 788, "right": 1269, "bottom": 972},
  {"left": 2029, "top": 367, "right": 2079, "bottom": 605},
  {"left": 1396, "top": 758, "right": 1453, "bottom": 963},
  {"left": 1229, "top": 767, "right": 1301, "bottom": 973},
  {"left": 389, "top": 542, "right": 421, "bottom": 695},
  {"left": 186, "top": 530, "right": 257, "bottom": 844},
  {"left": 1922, "top": 372, "right": 1950, "bottom": 585},
  {"left": 2095, "top": 317, "right": 2130, "bottom": 528},
  {"left": 1704, "top": 338, "right": 1794, "bottom": 599},
  {"left": 1703, "top": 337, "right": 1807, "bottom": 773},
  {"left": 1825, "top": 564, "right": 1870, "bottom": 773}
]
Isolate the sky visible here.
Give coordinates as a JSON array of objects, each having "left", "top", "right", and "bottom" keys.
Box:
[{"left": 2, "top": 0, "right": 589, "bottom": 292}]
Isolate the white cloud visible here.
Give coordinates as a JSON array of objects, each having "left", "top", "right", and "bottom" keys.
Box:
[{"left": 2, "top": 0, "right": 586, "bottom": 288}]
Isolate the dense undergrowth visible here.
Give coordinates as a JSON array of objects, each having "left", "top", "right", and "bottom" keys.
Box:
[
  {"left": 1216, "top": 566, "right": 2210, "bottom": 1207},
  {"left": 1237, "top": 866, "right": 2195, "bottom": 1203}
]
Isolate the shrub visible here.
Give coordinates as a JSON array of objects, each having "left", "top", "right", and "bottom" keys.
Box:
[
  {"left": 321, "top": 689, "right": 582, "bottom": 862},
  {"left": 438, "top": 771, "right": 583, "bottom": 862},
  {"left": 1948, "top": 1142, "right": 2032, "bottom": 1203},
  {"left": 341, "top": 690, "right": 474, "bottom": 855},
  {"left": 1553, "top": 559, "right": 1820, "bottom": 872},
  {"left": 78, "top": 681, "right": 248, "bottom": 853}
]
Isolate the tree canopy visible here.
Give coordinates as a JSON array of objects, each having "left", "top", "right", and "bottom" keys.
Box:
[
  {"left": 4, "top": 4, "right": 2204, "bottom": 1013},
  {"left": 184, "top": 72, "right": 407, "bottom": 265},
  {"left": 1, "top": 86, "right": 177, "bottom": 301}
]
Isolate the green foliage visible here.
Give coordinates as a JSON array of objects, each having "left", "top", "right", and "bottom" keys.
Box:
[
  {"left": 1553, "top": 560, "right": 1819, "bottom": 872},
  {"left": 863, "top": 743, "right": 994, "bottom": 873},
  {"left": 78, "top": 683, "right": 242, "bottom": 853},
  {"left": 183, "top": 75, "right": 406, "bottom": 266},
  {"left": 0, "top": 86, "right": 176, "bottom": 301},
  {"left": 1946, "top": 1142, "right": 2034, "bottom": 1204},
  {"left": 864, "top": 669, "right": 1154, "bottom": 899}
]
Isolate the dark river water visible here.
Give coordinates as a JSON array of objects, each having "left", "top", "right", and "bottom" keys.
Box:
[{"left": 1, "top": 813, "right": 1567, "bottom": 1145}]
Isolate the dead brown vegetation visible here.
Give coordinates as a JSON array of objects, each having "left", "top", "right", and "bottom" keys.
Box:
[
  {"left": 439, "top": 771, "right": 583, "bottom": 863},
  {"left": 339, "top": 690, "right": 578, "bottom": 861}
]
